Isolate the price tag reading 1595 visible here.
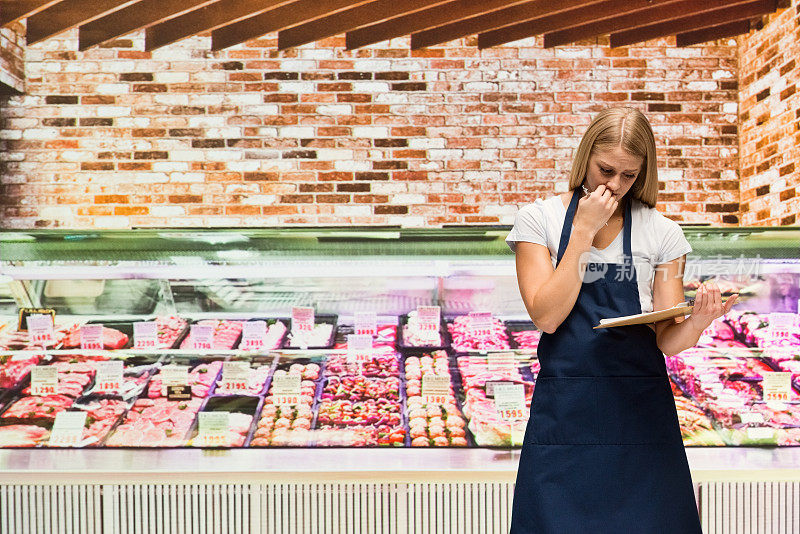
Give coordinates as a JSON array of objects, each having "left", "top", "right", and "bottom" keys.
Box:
[{"left": 493, "top": 383, "right": 526, "bottom": 421}]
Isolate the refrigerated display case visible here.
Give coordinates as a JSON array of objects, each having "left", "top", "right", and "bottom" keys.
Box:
[{"left": 0, "top": 226, "right": 798, "bottom": 533}]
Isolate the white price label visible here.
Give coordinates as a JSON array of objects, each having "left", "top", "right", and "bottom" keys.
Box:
[
  {"left": 740, "top": 412, "right": 765, "bottom": 424},
  {"left": 240, "top": 321, "right": 268, "bottom": 350},
  {"left": 761, "top": 372, "right": 792, "bottom": 402},
  {"left": 292, "top": 307, "right": 315, "bottom": 334},
  {"left": 133, "top": 321, "right": 159, "bottom": 349},
  {"left": 219, "top": 362, "right": 250, "bottom": 392},
  {"left": 198, "top": 412, "right": 229, "bottom": 447},
  {"left": 494, "top": 383, "right": 526, "bottom": 420},
  {"left": 469, "top": 311, "right": 493, "bottom": 337},
  {"left": 49, "top": 411, "right": 87, "bottom": 447},
  {"left": 488, "top": 352, "right": 516, "bottom": 372},
  {"left": 347, "top": 334, "right": 373, "bottom": 363},
  {"left": 416, "top": 306, "right": 441, "bottom": 334},
  {"left": 272, "top": 375, "right": 301, "bottom": 395},
  {"left": 746, "top": 427, "right": 776, "bottom": 441},
  {"left": 80, "top": 324, "right": 104, "bottom": 351},
  {"left": 354, "top": 312, "right": 378, "bottom": 336},
  {"left": 422, "top": 374, "right": 450, "bottom": 404},
  {"left": 768, "top": 313, "right": 799, "bottom": 329},
  {"left": 31, "top": 366, "right": 58, "bottom": 396},
  {"left": 27, "top": 314, "right": 55, "bottom": 347},
  {"left": 95, "top": 360, "right": 124, "bottom": 393},
  {"left": 190, "top": 325, "right": 214, "bottom": 350},
  {"left": 160, "top": 365, "right": 189, "bottom": 387}
]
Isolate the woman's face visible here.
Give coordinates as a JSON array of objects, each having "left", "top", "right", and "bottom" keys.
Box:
[{"left": 584, "top": 145, "right": 643, "bottom": 201}]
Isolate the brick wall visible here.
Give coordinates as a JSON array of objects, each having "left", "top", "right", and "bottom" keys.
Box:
[
  {"left": 0, "top": 22, "right": 24, "bottom": 94},
  {"left": 738, "top": 0, "right": 800, "bottom": 226},
  {"left": 0, "top": 30, "right": 740, "bottom": 228}
]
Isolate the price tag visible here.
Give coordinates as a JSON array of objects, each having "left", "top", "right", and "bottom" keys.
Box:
[
  {"left": 416, "top": 306, "right": 441, "bottom": 336},
  {"left": 95, "top": 360, "right": 124, "bottom": 393},
  {"left": 80, "top": 324, "right": 104, "bottom": 351},
  {"left": 422, "top": 374, "right": 450, "bottom": 405},
  {"left": 18, "top": 307, "right": 56, "bottom": 332},
  {"left": 347, "top": 334, "right": 374, "bottom": 363},
  {"left": 494, "top": 383, "right": 525, "bottom": 420},
  {"left": 354, "top": 312, "right": 378, "bottom": 336},
  {"left": 49, "top": 411, "right": 87, "bottom": 447},
  {"left": 485, "top": 380, "right": 513, "bottom": 399},
  {"left": 761, "top": 372, "right": 792, "bottom": 402},
  {"left": 198, "top": 411, "right": 229, "bottom": 447},
  {"left": 746, "top": 427, "right": 776, "bottom": 441},
  {"left": 190, "top": 325, "right": 214, "bottom": 350},
  {"left": 240, "top": 321, "right": 268, "bottom": 350},
  {"left": 27, "top": 314, "right": 55, "bottom": 347},
  {"left": 219, "top": 361, "right": 250, "bottom": 392},
  {"left": 469, "top": 311, "right": 493, "bottom": 337},
  {"left": 272, "top": 375, "right": 301, "bottom": 406},
  {"left": 292, "top": 307, "right": 315, "bottom": 334},
  {"left": 133, "top": 321, "right": 159, "bottom": 349},
  {"left": 161, "top": 365, "right": 189, "bottom": 386},
  {"left": 488, "top": 352, "right": 516, "bottom": 372},
  {"left": 740, "top": 412, "right": 765, "bottom": 424},
  {"left": 31, "top": 366, "right": 58, "bottom": 396}
]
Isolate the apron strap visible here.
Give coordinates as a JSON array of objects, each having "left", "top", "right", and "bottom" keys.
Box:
[{"left": 556, "top": 188, "right": 634, "bottom": 269}]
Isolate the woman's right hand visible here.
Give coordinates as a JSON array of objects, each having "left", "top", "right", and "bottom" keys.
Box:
[{"left": 574, "top": 184, "right": 618, "bottom": 236}]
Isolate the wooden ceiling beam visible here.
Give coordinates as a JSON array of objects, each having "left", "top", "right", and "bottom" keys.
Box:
[
  {"left": 413, "top": 0, "right": 623, "bottom": 50},
  {"left": 346, "top": 0, "right": 532, "bottom": 50},
  {"left": 277, "top": 0, "right": 451, "bottom": 50},
  {"left": 27, "top": 0, "right": 143, "bottom": 44},
  {"left": 675, "top": 18, "right": 753, "bottom": 47},
  {"left": 78, "top": 0, "right": 219, "bottom": 50},
  {"left": 610, "top": 0, "right": 776, "bottom": 47},
  {"left": 210, "top": 0, "right": 373, "bottom": 51},
  {"left": 543, "top": 0, "right": 755, "bottom": 48},
  {"left": 1, "top": 0, "right": 64, "bottom": 26},
  {"left": 144, "top": 0, "right": 296, "bottom": 51}
]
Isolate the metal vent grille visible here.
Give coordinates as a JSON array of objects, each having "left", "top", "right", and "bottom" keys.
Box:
[{"left": 1, "top": 481, "right": 797, "bottom": 534}]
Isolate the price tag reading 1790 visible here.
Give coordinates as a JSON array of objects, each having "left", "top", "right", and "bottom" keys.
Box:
[
  {"left": 190, "top": 325, "right": 214, "bottom": 350},
  {"left": 493, "top": 383, "right": 526, "bottom": 421},
  {"left": 80, "top": 324, "right": 104, "bottom": 351},
  {"left": 31, "top": 366, "right": 58, "bottom": 396},
  {"left": 94, "top": 360, "right": 124, "bottom": 393}
]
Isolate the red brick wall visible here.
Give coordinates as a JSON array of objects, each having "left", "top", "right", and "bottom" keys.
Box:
[
  {"left": 0, "top": 30, "right": 740, "bottom": 228},
  {"left": 738, "top": 0, "right": 800, "bottom": 226},
  {"left": 0, "top": 23, "right": 25, "bottom": 94}
]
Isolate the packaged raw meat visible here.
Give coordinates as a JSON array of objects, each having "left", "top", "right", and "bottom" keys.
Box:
[
  {"left": 285, "top": 315, "right": 337, "bottom": 349},
  {"left": 669, "top": 379, "right": 725, "bottom": 446},
  {"left": 506, "top": 321, "right": 541, "bottom": 351},
  {"left": 447, "top": 315, "right": 510, "bottom": 352},
  {"left": 185, "top": 396, "right": 260, "bottom": 448},
  {"left": 0, "top": 424, "right": 50, "bottom": 447},
  {"left": 105, "top": 398, "right": 204, "bottom": 447},
  {"left": 398, "top": 312, "right": 448, "bottom": 350},
  {"left": 61, "top": 324, "right": 130, "bottom": 350},
  {"left": 146, "top": 360, "right": 223, "bottom": 399},
  {"left": 180, "top": 320, "right": 245, "bottom": 350},
  {"left": 0, "top": 354, "right": 42, "bottom": 389}
]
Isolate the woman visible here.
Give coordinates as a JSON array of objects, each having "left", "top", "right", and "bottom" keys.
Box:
[{"left": 506, "top": 107, "right": 737, "bottom": 533}]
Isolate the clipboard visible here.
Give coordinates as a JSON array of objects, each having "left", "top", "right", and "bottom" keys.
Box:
[{"left": 593, "top": 299, "right": 704, "bottom": 329}]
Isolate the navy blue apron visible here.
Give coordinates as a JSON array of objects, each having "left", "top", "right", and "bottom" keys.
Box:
[{"left": 510, "top": 188, "right": 702, "bottom": 534}]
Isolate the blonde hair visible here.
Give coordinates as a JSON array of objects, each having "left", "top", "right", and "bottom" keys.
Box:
[{"left": 568, "top": 107, "right": 658, "bottom": 208}]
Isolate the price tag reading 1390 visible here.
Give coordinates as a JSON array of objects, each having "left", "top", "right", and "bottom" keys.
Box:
[
  {"left": 422, "top": 374, "right": 450, "bottom": 405},
  {"left": 272, "top": 375, "right": 301, "bottom": 406}
]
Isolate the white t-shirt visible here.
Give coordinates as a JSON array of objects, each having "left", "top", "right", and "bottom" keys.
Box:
[{"left": 505, "top": 195, "right": 692, "bottom": 314}]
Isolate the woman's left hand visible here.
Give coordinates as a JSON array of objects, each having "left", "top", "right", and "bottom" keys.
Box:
[{"left": 686, "top": 279, "right": 738, "bottom": 332}]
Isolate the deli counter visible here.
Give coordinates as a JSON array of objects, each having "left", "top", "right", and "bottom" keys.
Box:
[{"left": 0, "top": 226, "right": 798, "bottom": 534}]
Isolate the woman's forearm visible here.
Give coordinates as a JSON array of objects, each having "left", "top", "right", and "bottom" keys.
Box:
[
  {"left": 656, "top": 317, "right": 705, "bottom": 357},
  {"left": 530, "top": 225, "right": 594, "bottom": 333}
]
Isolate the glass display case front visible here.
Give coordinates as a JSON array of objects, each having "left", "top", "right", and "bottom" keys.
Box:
[{"left": 0, "top": 226, "right": 798, "bottom": 449}]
